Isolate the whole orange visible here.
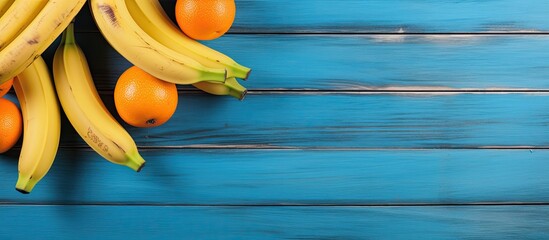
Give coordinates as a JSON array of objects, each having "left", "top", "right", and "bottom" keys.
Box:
[
  {"left": 175, "top": 0, "right": 236, "bottom": 40},
  {"left": 114, "top": 66, "right": 178, "bottom": 128},
  {"left": 0, "top": 98, "right": 22, "bottom": 153},
  {"left": 0, "top": 78, "right": 13, "bottom": 97}
]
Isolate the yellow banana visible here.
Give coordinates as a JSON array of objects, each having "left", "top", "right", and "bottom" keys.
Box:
[
  {"left": 0, "top": 0, "right": 86, "bottom": 84},
  {"left": 53, "top": 23, "right": 145, "bottom": 171},
  {"left": 125, "top": 0, "right": 251, "bottom": 79},
  {"left": 0, "top": 0, "right": 48, "bottom": 50},
  {"left": 13, "top": 56, "right": 61, "bottom": 194},
  {"left": 89, "top": 0, "right": 227, "bottom": 85}
]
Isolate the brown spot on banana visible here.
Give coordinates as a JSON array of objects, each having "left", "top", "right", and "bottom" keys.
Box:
[
  {"left": 27, "top": 37, "right": 39, "bottom": 45},
  {"left": 98, "top": 4, "right": 119, "bottom": 27}
]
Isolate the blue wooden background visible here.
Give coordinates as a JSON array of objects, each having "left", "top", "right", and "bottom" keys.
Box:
[{"left": 1, "top": 0, "right": 549, "bottom": 239}]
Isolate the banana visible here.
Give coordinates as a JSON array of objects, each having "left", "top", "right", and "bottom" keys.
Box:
[
  {"left": 0, "top": 0, "right": 15, "bottom": 16},
  {"left": 193, "top": 77, "right": 248, "bottom": 100},
  {"left": 125, "top": 0, "right": 251, "bottom": 80},
  {"left": 0, "top": 0, "right": 86, "bottom": 84},
  {"left": 0, "top": 0, "right": 48, "bottom": 50},
  {"left": 89, "top": 0, "right": 227, "bottom": 85},
  {"left": 13, "top": 56, "right": 61, "bottom": 194},
  {"left": 53, "top": 23, "right": 145, "bottom": 172}
]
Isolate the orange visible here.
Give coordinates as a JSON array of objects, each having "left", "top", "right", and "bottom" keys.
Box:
[
  {"left": 0, "top": 78, "right": 13, "bottom": 97},
  {"left": 0, "top": 98, "right": 22, "bottom": 153},
  {"left": 114, "top": 66, "right": 178, "bottom": 128},
  {"left": 175, "top": 0, "right": 236, "bottom": 40}
]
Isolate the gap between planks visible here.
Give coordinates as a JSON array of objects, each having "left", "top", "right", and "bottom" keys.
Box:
[
  {"left": 96, "top": 89, "right": 549, "bottom": 96},
  {"left": 1, "top": 202, "right": 549, "bottom": 207},
  {"left": 76, "top": 29, "right": 549, "bottom": 35},
  {"left": 246, "top": 89, "right": 549, "bottom": 96},
  {"left": 227, "top": 31, "right": 549, "bottom": 35},
  {"left": 51, "top": 145, "right": 549, "bottom": 150}
]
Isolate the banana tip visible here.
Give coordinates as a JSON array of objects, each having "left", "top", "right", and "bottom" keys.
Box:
[
  {"left": 136, "top": 162, "right": 145, "bottom": 172},
  {"left": 239, "top": 90, "right": 248, "bottom": 101},
  {"left": 244, "top": 69, "right": 252, "bottom": 81},
  {"left": 15, "top": 188, "right": 30, "bottom": 194}
]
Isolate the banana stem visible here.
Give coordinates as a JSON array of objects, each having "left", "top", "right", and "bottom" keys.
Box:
[
  {"left": 61, "top": 22, "right": 76, "bottom": 45},
  {"left": 193, "top": 77, "right": 247, "bottom": 100},
  {"left": 124, "top": 151, "right": 146, "bottom": 172},
  {"left": 230, "top": 64, "right": 252, "bottom": 80},
  {"left": 224, "top": 77, "right": 247, "bottom": 100},
  {"left": 15, "top": 173, "right": 38, "bottom": 194},
  {"left": 199, "top": 68, "right": 227, "bottom": 84}
]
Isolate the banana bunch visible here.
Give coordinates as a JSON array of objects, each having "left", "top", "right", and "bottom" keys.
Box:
[
  {"left": 0, "top": 0, "right": 85, "bottom": 193},
  {"left": 89, "top": 0, "right": 251, "bottom": 99},
  {"left": 0, "top": 0, "right": 251, "bottom": 193}
]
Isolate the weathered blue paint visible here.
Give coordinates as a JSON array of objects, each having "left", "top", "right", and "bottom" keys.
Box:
[
  {"left": 43, "top": 32, "right": 549, "bottom": 90},
  {"left": 0, "top": 149, "right": 546, "bottom": 204},
  {"left": 48, "top": 93, "right": 549, "bottom": 148},
  {"left": 1, "top": 0, "right": 548, "bottom": 238},
  {"left": 76, "top": 0, "right": 549, "bottom": 33},
  {"left": 0, "top": 205, "right": 548, "bottom": 239},
  {"left": 223, "top": 0, "right": 549, "bottom": 33}
]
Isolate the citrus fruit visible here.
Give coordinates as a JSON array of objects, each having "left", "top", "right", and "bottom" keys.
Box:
[
  {"left": 0, "top": 78, "right": 13, "bottom": 97},
  {"left": 0, "top": 98, "right": 22, "bottom": 153},
  {"left": 114, "top": 66, "right": 178, "bottom": 128},
  {"left": 175, "top": 0, "right": 236, "bottom": 40}
]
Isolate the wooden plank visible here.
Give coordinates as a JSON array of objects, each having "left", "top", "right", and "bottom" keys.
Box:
[
  {"left": 0, "top": 149, "right": 548, "bottom": 204},
  {"left": 5, "top": 92, "right": 548, "bottom": 148},
  {"left": 28, "top": 93, "right": 546, "bottom": 148},
  {"left": 0, "top": 205, "right": 548, "bottom": 239},
  {"left": 41, "top": 33, "right": 549, "bottom": 90},
  {"left": 75, "top": 0, "right": 549, "bottom": 33}
]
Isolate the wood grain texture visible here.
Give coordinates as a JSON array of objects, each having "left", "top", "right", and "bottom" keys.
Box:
[
  {"left": 0, "top": 149, "right": 547, "bottom": 204},
  {"left": 24, "top": 93, "right": 545, "bottom": 148},
  {"left": 227, "top": 0, "right": 549, "bottom": 33},
  {"left": 75, "top": 0, "right": 549, "bottom": 33},
  {"left": 0, "top": 205, "right": 548, "bottom": 239},
  {"left": 2, "top": 1, "right": 548, "bottom": 238},
  {"left": 40, "top": 32, "right": 549, "bottom": 90}
]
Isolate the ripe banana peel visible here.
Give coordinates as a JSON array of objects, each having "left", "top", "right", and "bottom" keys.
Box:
[
  {"left": 13, "top": 56, "right": 61, "bottom": 194},
  {"left": 53, "top": 23, "right": 146, "bottom": 172}
]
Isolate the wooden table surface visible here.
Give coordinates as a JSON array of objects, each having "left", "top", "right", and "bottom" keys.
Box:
[{"left": 1, "top": 0, "right": 549, "bottom": 239}]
